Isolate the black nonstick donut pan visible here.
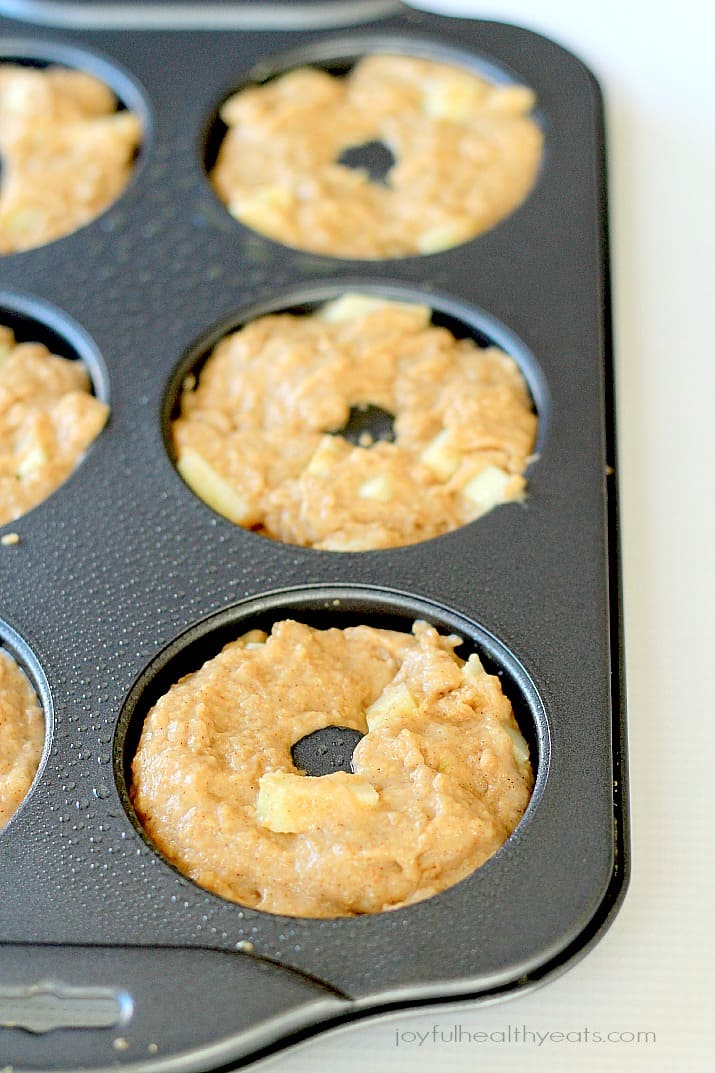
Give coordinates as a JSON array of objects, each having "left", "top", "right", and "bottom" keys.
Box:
[{"left": 0, "top": 2, "right": 629, "bottom": 1070}]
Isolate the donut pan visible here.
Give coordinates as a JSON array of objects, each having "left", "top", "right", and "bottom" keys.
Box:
[{"left": 0, "top": 2, "right": 628, "bottom": 1070}]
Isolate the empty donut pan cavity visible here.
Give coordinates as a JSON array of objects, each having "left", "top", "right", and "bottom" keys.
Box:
[{"left": 0, "top": 6, "right": 627, "bottom": 1073}]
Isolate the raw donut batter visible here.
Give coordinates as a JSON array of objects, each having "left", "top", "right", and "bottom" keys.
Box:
[
  {"left": 0, "top": 64, "right": 141, "bottom": 254},
  {"left": 212, "top": 54, "right": 542, "bottom": 258},
  {"left": 131, "top": 619, "right": 534, "bottom": 917},
  {"left": 0, "top": 325, "right": 109, "bottom": 525},
  {"left": 172, "top": 294, "right": 537, "bottom": 550},
  {"left": 0, "top": 648, "right": 44, "bottom": 829}
]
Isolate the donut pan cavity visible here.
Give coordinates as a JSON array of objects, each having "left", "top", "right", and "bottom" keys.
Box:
[{"left": 0, "top": 3, "right": 628, "bottom": 1071}]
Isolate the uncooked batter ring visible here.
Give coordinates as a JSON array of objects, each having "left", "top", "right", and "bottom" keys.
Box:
[
  {"left": 211, "top": 53, "right": 543, "bottom": 259},
  {"left": 0, "top": 63, "right": 141, "bottom": 254},
  {"left": 130, "top": 618, "right": 534, "bottom": 918},
  {"left": 0, "top": 324, "right": 109, "bottom": 525},
  {"left": 171, "top": 293, "right": 538, "bottom": 551}
]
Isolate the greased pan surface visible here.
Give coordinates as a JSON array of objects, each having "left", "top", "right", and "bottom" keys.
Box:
[{"left": 0, "top": 4, "right": 627, "bottom": 1070}]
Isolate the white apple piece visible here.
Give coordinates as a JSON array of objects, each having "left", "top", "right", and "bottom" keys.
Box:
[
  {"left": 176, "top": 446, "right": 253, "bottom": 525},
  {"left": 365, "top": 681, "right": 419, "bottom": 732},
  {"left": 256, "top": 770, "right": 379, "bottom": 834}
]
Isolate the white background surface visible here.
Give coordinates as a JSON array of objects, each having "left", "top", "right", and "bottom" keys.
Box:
[{"left": 261, "top": 1, "right": 715, "bottom": 1070}]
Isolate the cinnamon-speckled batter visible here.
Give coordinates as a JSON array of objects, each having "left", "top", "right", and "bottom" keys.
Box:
[
  {"left": 0, "top": 648, "right": 44, "bottom": 829},
  {"left": 131, "top": 619, "right": 533, "bottom": 917},
  {"left": 212, "top": 54, "right": 542, "bottom": 258},
  {"left": 0, "top": 64, "right": 141, "bottom": 254},
  {"left": 172, "top": 295, "right": 537, "bottom": 550},
  {"left": 0, "top": 326, "right": 109, "bottom": 525}
]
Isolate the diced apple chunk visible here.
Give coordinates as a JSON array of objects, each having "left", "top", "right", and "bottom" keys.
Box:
[
  {"left": 417, "top": 218, "right": 476, "bottom": 254},
  {"left": 320, "top": 533, "right": 371, "bottom": 552},
  {"left": 306, "top": 434, "right": 350, "bottom": 478},
  {"left": 463, "top": 652, "right": 486, "bottom": 680},
  {"left": 319, "top": 293, "right": 431, "bottom": 328},
  {"left": 16, "top": 444, "right": 48, "bottom": 477},
  {"left": 256, "top": 771, "right": 378, "bottom": 833},
  {"left": 239, "top": 628, "right": 267, "bottom": 650},
  {"left": 358, "top": 473, "right": 393, "bottom": 502},
  {"left": 504, "top": 724, "right": 530, "bottom": 764},
  {"left": 483, "top": 85, "right": 536, "bottom": 115},
  {"left": 0, "top": 205, "right": 45, "bottom": 239},
  {"left": 234, "top": 185, "right": 294, "bottom": 211},
  {"left": 366, "top": 682, "right": 419, "bottom": 731},
  {"left": 230, "top": 185, "right": 295, "bottom": 234},
  {"left": 420, "top": 430, "right": 462, "bottom": 481},
  {"left": 2, "top": 78, "right": 36, "bottom": 112},
  {"left": 460, "top": 465, "right": 523, "bottom": 513},
  {"left": 320, "top": 293, "right": 390, "bottom": 323},
  {"left": 176, "top": 446, "right": 253, "bottom": 525},
  {"left": 422, "top": 78, "right": 487, "bottom": 121},
  {"left": 435, "top": 752, "right": 458, "bottom": 775}
]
